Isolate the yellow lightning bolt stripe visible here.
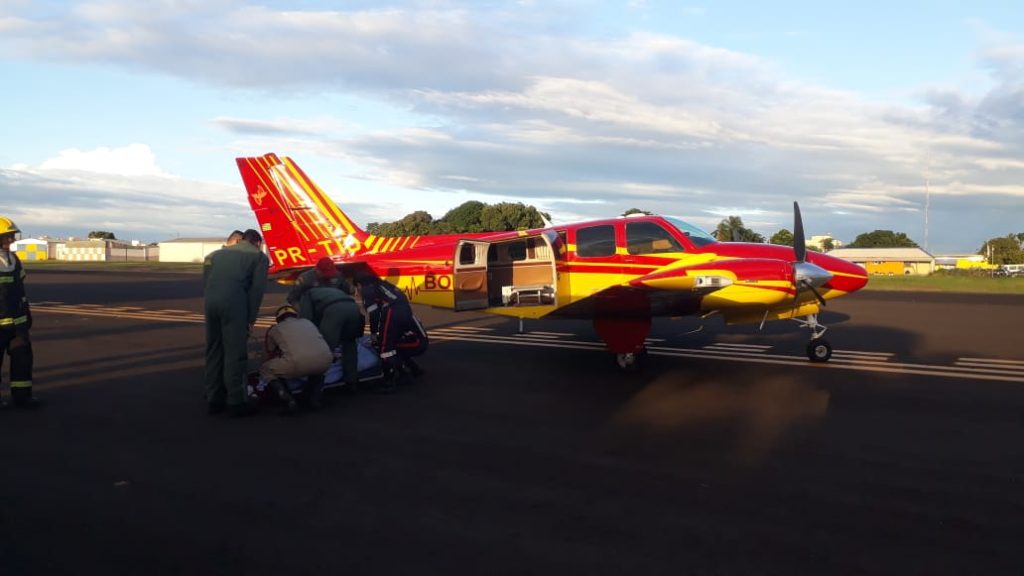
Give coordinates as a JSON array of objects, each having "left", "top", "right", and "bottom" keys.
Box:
[
  {"left": 280, "top": 157, "right": 336, "bottom": 240},
  {"left": 398, "top": 236, "right": 412, "bottom": 251},
  {"left": 364, "top": 236, "right": 379, "bottom": 251},
  {"left": 264, "top": 155, "right": 327, "bottom": 243},
  {"left": 281, "top": 156, "right": 357, "bottom": 236},
  {"left": 831, "top": 271, "right": 869, "bottom": 280},
  {"left": 246, "top": 156, "right": 312, "bottom": 242}
]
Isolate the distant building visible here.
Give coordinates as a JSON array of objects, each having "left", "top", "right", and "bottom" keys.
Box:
[
  {"left": 934, "top": 254, "right": 998, "bottom": 271},
  {"left": 11, "top": 238, "right": 50, "bottom": 261},
  {"left": 158, "top": 237, "right": 228, "bottom": 263},
  {"left": 828, "top": 247, "right": 935, "bottom": 276},
  {"left": 58, "top": 238, "right": 137, "bottom": 262},
  {"left": 807, "top": 234, "right": 842, "bottom": 251}
]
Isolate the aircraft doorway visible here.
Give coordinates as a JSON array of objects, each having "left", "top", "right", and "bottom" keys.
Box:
[{"left": 453, "top": 235, "right": 558, "bottom": 311}]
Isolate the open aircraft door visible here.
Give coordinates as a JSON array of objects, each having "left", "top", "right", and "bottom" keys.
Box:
[{"left": 453, "top": 240, "right": 490, "bottom": 311}]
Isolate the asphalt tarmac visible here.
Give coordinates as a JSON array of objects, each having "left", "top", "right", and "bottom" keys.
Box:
[{"left": 2, "top": 267, "right": 1022, "bottom": 575}]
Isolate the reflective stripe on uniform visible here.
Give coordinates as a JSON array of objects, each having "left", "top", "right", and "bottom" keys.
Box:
[
  {"left": 0, "top": 277, "right": 13, "bottom": 284},
  {"left": 0, "top": 315, "right": 28, "bottom": 326},
  {"left": 365, "top": 304, "right": 378, "bottom": 313},
  {"left": 380, "top": 350, "right": 397, "bottom": 359},
  {"left": 10, "top": 380, "right": 32, "bottom": 388}
]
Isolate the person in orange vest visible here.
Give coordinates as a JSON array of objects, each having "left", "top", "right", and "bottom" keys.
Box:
[{"left": 0, "top": 216, "right": 40, "bottom": 409}]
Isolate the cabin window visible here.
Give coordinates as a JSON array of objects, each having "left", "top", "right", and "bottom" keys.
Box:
[
  {"left": 508, "top": 241, "right": 527, "bottom": 262},
  {"left": 459, "top": 243, "right": 476, "bottom": 265},
  {"left": 626, "top": 221, "right": 683, "bottom": 255},
  {"left": 576, "top": 225, "right": 616, "bottom": 258},
  {"left": 556, "top": 231, "right": 567, "bottom": 260}
]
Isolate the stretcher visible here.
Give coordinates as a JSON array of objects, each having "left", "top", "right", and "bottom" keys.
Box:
[{"left": 247, "top": 335, "right": 384, "bottom": 402}]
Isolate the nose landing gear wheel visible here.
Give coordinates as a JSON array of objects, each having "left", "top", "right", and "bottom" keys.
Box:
[{"left": 807, "top": 339, "right": 832, "bottom": 362}]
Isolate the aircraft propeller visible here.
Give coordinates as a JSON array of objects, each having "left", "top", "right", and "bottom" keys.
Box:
[{"left": 791, "top": 201, "right": 832, "bottom": 307}]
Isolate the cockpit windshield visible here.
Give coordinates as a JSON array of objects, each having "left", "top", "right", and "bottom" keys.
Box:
[{"left": 664, "top": 217, "right": 717, "bottom": 247}]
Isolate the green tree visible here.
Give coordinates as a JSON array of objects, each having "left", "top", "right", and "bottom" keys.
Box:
[
  {"left": 978, "top": 235, "right": 1024, "bottom": 264},
  {"left": 438, "top": 201, "right": 486, "bottom": 233},
  {"left": 479, "top": 202, "right": 546, "bottom": 231},
  {"left": 369, "top": 201, "right": 549, "bottom": 236},
  {"left": 368, "top": 211, "right": 435, "bottom": 237},
  {"left": 770, "top": 229, "right": 794, "bottom": 246},
  {"left": 715, "top": 216, "right": 765, "bottom": 243},
  {"left": 847, "top": 230, "right": 918, "bottom": 248},
  {"left": 622, "top": 208, "right": 653, "bottom": 216},
  {"left": 821, "top": 237, "right": 835, "bottom": 251},
  {"left": 88, "top": 231, "right": 116, "bottom": 240}
]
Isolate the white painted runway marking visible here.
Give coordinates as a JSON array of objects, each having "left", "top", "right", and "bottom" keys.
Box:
[
  {"left": 957, "top": 358, "right": 1024, "bottom": 366},
  {"left": 704, "top": 343, "right": 772, "bottom": 351},
  {"left": 32, "top": 304, "right": 1024, "bottom": 384}
]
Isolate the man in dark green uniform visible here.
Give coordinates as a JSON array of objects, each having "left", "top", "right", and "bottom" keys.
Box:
[
  {"left": 204, "top": 229, "right": 269, "bottom": 417},
  {"left": 298, "top": 280, "right": 364, "bottom": 403},
  {"left": 0, "top": 215, "right": 39, "bottom": 409},
  {"left": 286, "top": 257, "right": 354, "bottom": 306}
]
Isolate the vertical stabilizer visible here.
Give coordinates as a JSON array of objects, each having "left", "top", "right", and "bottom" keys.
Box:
[{"left": 236, "top": 153, "right": 369, "bottom": 273}]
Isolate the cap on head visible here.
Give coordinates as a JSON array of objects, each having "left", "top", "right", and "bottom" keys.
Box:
[
  {"left": 315, "top": 257, "right": 338, "bottom": 278},
  {"left": 275, "top": 305, "right": 298, "bottom": 323}
]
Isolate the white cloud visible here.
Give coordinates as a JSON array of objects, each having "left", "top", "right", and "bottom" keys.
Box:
[{"left": 38, "top": 144, "right": 165, "bottom": 177}]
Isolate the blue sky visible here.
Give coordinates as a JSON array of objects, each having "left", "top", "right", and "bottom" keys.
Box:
[{"left": 1, "top": 0, "right": 1022, "bottom": 253}]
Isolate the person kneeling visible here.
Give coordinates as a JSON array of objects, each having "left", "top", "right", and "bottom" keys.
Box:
[{"left": 260, "top": 305, "right": 333, "bottom": 414}]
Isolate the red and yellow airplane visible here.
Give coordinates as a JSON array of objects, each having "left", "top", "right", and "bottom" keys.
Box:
[{"left": 237, "top": 153, "right": 868, "bottom": 369}]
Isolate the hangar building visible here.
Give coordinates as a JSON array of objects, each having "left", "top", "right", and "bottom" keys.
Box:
[
  {"left": 11, "top": 238, "right": 51, "bottom": 261},
  {"left": 158, "top": 237, "right": 228, "bottom": 263},
  {"left": 828, "top": 247, "right": 935, "bottom": 276}
]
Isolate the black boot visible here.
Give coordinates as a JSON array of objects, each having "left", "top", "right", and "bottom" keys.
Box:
[
  {"left": 11, "top": 388, "right": 41, "bottom": 410},
  {"left": 307, "top": 375, "right": 325, "bottom": 410},
  {"left": 372, "top": 362, "right": 399, "bottom": 394},
  {"left": 270, "top": 379, "right": 298, "bottom": 415},
  {"left": 228, "top": 402, "right": 259, "bottom": 418},
  {"left": 404, "top": 358, "right": 424, "bottom": 379}
]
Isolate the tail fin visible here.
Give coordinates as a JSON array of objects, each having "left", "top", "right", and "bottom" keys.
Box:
[{"left": 236, "top": 153, "right": 369, "bottom": 273}]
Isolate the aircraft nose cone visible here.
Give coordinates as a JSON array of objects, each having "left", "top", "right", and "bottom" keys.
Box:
[{"left": 794, "top": 261, "right": 833, "bottom": 288}]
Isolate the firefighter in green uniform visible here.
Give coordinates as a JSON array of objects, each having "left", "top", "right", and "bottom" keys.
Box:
[
  {"left": 0, "top": 216, "right": 39, "bottom": 409},
  {"left": 203, "top": 229, "right": 269, "bottom": 417},
  {"left": 298, "top": 277, "right": 364, "bottom": 402}
]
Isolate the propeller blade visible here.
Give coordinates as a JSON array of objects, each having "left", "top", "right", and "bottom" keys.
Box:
[
  {"left": 805, "top": 281, "right": 828, "bottom": 307},
  {"left": 793, "top": 201, "right": 806, "bottom": 263}
]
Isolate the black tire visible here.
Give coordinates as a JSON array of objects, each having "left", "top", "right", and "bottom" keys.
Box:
[
  {"left": 807, "top": 339, "right": 832, "bottom": 363},
  {"left": 615, "top": 352, "right": 641, "bottom": 372}
]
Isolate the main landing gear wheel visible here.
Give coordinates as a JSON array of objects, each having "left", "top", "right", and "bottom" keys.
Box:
[
  {"left": 806, "top": 339, "right": 832, "bottom": 363},
  {"left": 614, "top": 347, "right": 648, "bottom": 372}
]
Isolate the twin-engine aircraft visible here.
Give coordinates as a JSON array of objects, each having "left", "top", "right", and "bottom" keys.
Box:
[{"left": 237, "top": 153, "right": 868, "bottom": 370}]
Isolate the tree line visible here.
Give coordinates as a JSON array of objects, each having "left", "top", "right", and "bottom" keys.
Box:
[
  {"left": 366, "top": 205, "right": 1024, "bottom": 264},
  {"left": 366, "top": 201, "right": 550, "bottom": 236},
  {"left": 714, "top": 215, "right": 1024, "bottom": 263}
]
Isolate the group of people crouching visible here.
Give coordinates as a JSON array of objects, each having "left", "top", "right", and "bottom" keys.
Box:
[{"left": 260, "top": 256, "right": 428, "bottom": 415}]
